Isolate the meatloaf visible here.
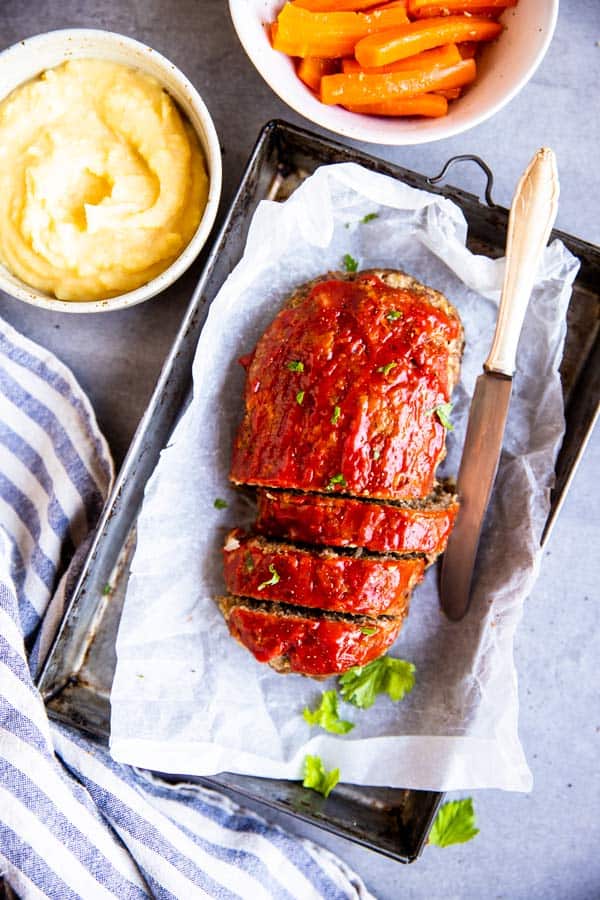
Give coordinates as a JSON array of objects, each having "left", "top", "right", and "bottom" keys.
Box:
[
  {"left": 219, "top": 596, "right": 405, "bottom": 678},
  {"left": 221, "top": 270, "right": 463, "bottom": 678},
  {"left": 255, "top": 484, "right": 458, "bottom": 557},
  {"left": 230, "top": 270, "right": 462, "bottom": 501},
  {"left": 223, "top": 528, "right": 420, "bottom": 617}
]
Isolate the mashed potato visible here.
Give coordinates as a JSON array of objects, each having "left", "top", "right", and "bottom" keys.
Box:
[{"left": 0, "top": 59, "right": 208, "bottom": 301}]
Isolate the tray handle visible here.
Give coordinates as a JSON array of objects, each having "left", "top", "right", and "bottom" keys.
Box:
[{"left": 427, "top": 154, "right": 497, "bottom": 208}]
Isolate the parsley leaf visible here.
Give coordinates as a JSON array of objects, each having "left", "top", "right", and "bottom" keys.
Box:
[
  {"left": 296, "top": 391, "right": 305, "bottom": 405},
  {"left": 377, "top": 361, "right": 397, "bottom": 375},
  {"left": 385, "top": 309, "right": 403, "bottom": 321},
  {"left": 213, "top": 497, "right": 228, "bottom": 509},
  {"left": 431, "top": 402, "right": 454, "bottom": 431},
  {"left": 429, "top": 798, "right": 479, "bottom": 848},
  {"left": 331, "top": 405, "right": 341, "bottom": 425},
  {"left": 325, "top": 473, "right": 346, "bottom": 491},
  {"left": 302, "top": 755, "right": 340, "bottom": 798},
  {"left": 303, "top": 690, "right": 354, "bottom": 735},
  {"left": 360, "top": 625, "right": 377, "bottom": 636},
  {"left": 286, "top": 360, "right": 304, "bottom": 372},
  {"left": 361, "top": 212, "right": 379, "bottom": 224},
  {"left": 339, "top": 655, "right": 415, "bottom": 709},
  {"left": 102, "top": 583, "right": 112, "bottom": 596},
  {"left": 257, "top": 564, "right": 280, "bottom": 591},
  {"left": 342, "top": 253, "right": 358, "bottom": 273}
]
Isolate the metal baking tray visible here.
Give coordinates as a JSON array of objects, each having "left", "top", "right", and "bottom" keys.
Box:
[{"left": 37, "top": 120, "right": 600, "bottom": 863}]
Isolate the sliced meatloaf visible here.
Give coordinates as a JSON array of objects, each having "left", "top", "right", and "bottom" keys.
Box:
[
  {"left": 219, "top": 596, "right": 405, "bottom": 677},
  {"left": 223, "top": 529, "right": 421, "bottom": 617},
  {"left": 230, "top": 270, "right": 463, "bottom": 501},
  {"left": 255, "top": 484, "right": 458, "bottom": 558},
  {"left": 221, "top": 269, "right": 462, "bottom": 678}
]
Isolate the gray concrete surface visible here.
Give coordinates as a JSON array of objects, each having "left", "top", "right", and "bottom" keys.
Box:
[{"left": 0, "top": 2, "right": 598, "bottom": 898}]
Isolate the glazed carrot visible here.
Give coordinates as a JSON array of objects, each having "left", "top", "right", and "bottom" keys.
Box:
[
  {"left": 407, "top": 0, "right": 515, "bottom": 14},
  {"left": 354, "top": 16, "right": 502, "bottom": 67},
  {"left": 272, "top": 3, "right": 409, "bottom": 58},
  {"left": 321, "top": 57, "right": 476, "bottom": 103},
  {"left": 297, "top": 56, "right": 340, "bottom": 90},
  {"left": 344, "top": 93, "right": 448, "bottom": 115},
  {"left": 294, "top": 0, "right": 401, "bottom": 9},
  {"left": 409, "top": 5, "right": 508, "bottom": 15},
  {"left": 342, "top": 42, "right": 460, "bottom": 72}
]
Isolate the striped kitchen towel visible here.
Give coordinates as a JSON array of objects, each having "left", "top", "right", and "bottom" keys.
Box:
[{"left": 0, "top": 316, "right": 373, "bottom": 900}]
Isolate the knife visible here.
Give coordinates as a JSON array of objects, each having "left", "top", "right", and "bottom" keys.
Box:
[{"left": 440, "top": 148, "right": 560, "bottom": 622}]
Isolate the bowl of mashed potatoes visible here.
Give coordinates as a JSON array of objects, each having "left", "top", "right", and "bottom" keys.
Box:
[{"left": 0, "top": 29, "right": 222, "bottom": 312}]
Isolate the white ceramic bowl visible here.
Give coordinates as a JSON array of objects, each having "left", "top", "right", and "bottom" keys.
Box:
[
  {"left": 229, "top": 0, "right": 558, "bottom": 147},
  {"left": 0, "top": 29, "right": 222, "bottom": 313}
]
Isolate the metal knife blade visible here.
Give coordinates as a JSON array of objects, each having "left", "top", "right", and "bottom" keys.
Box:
[
  {"left": 440, "top": 373, "right": 511, "bottom": 620},
  {"left": 440, "top": 148, "right": 560, "bottom": 621}
]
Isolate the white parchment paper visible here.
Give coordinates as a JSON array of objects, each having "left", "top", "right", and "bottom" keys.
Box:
[{"left": 110, "top": 163, "right": 579, "bottom": 791}]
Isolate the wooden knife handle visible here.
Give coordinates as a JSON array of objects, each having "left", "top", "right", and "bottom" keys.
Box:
[{"left": 484, "top": 148, "right": 560, "bottom": 377}]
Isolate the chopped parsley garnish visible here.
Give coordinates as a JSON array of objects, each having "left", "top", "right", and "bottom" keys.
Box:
[
  {"left": 431, "top": 402, "right": 454, "bottom": 431},
  {"left": 244, "top": 553, "right": 254, "bottom": 573},
  {"left": 213, "top": 497, "right": 228, "bottom": 509},
  {"left": 102, "top": 583, "right": 112, "bottom": 596},
  {"left": 257, "top": 564, "right": 280, "bottom": 591},
  {"left": 303, "top": 690, "right": 354, "bottom": 735},
  {"left": 342, "top": 253, "right": 358, "bottom": 273},
  {"left": 385, "top": 309, "right": 403, "bottom": 321},
  {"left": 325, "top": 473, "right": 346, "bottom": 491},
  {"left": 339, "top": 655, "right": 415, "bottom": 709},
  {"left": 296, "top": 391, "right": 305, "bottom": 405},
  {"left": 429, "top": 798, "right": 479, "bottom": 848},
  {"left": 286, "top": 360, "right": 304, "bottom": 372},
  {"left": 331, "top": 405, "right": 341, "bottom": 425},
  {"left": 302, "top": 755, "right": 340, "bottom": 798},
  {"left": 361, "top": 212, "right": 379, "bottom": 223},
  {"left": 360, "top": 626, "right": 377, "bottom": 636},
  {"left": 377, "top": 361, "right": 398, "bottom": 376}
]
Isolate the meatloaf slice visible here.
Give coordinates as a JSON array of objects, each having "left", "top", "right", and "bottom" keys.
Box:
[
  {"left": 255, "top": 485, "right": 458, "bottom": 558},
  {"left": 230, "top": 270, "right": 463, "bottom": 501},
  {"left": 223, "top": 529, "right": 421, "bottom": 617},
  {"left": 219, "top": 596, "right": 405, "bottom": 677}
]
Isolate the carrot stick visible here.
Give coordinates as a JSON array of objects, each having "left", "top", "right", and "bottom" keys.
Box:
[
  {"left": 272, "top": 3, "right": 409, "bottom": 58},
  {"left": 409, "top": 5, "right": 508, "bottom": 15},
  {"left": 354, "top": 16, "right": 502, "bottom": 67},
  {"left": 342, "top": 42, "right": 460, "bottom": 72},
  {"left": 343, "top": 93, "right": 448, "bottom": 115},
  {"left": 293, "top": 0, "right": 400, "bottom": 9},
  {"left": 407, "top": 0, "right": 515, "bottom": 14},
  {"left": 321, "top": 57, "right": 476, "bottom": 103},
  {"left": 297, "top": 56, "right": 340, "bottom": 90}
]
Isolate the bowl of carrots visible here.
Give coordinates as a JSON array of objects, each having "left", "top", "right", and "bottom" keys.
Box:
[{"left": 229, "top": 0, "right": 558, "bottom": 145}]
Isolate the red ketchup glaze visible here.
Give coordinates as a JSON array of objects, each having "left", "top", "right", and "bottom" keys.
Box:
[
  {"left": 256, "top": 490, "right": 459, "bottom": 556},
  {"left": 230, "top": 273, "right": 461, "bottom": 500},
  {"left": 227, "top": 605, "right": 404, "bottom": 677},
  {"left": 223, "top": 529, "right": 421, "bottom": 617}
]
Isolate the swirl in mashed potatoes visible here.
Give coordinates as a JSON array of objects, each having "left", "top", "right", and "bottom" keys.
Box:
[{"left": 0, "top": 59, "right": 209, "bottom": 301}]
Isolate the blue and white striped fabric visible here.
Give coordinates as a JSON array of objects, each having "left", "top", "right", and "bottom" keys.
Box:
[{"left": 0, "top": 317, "right": 373, "bottom": 900}]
